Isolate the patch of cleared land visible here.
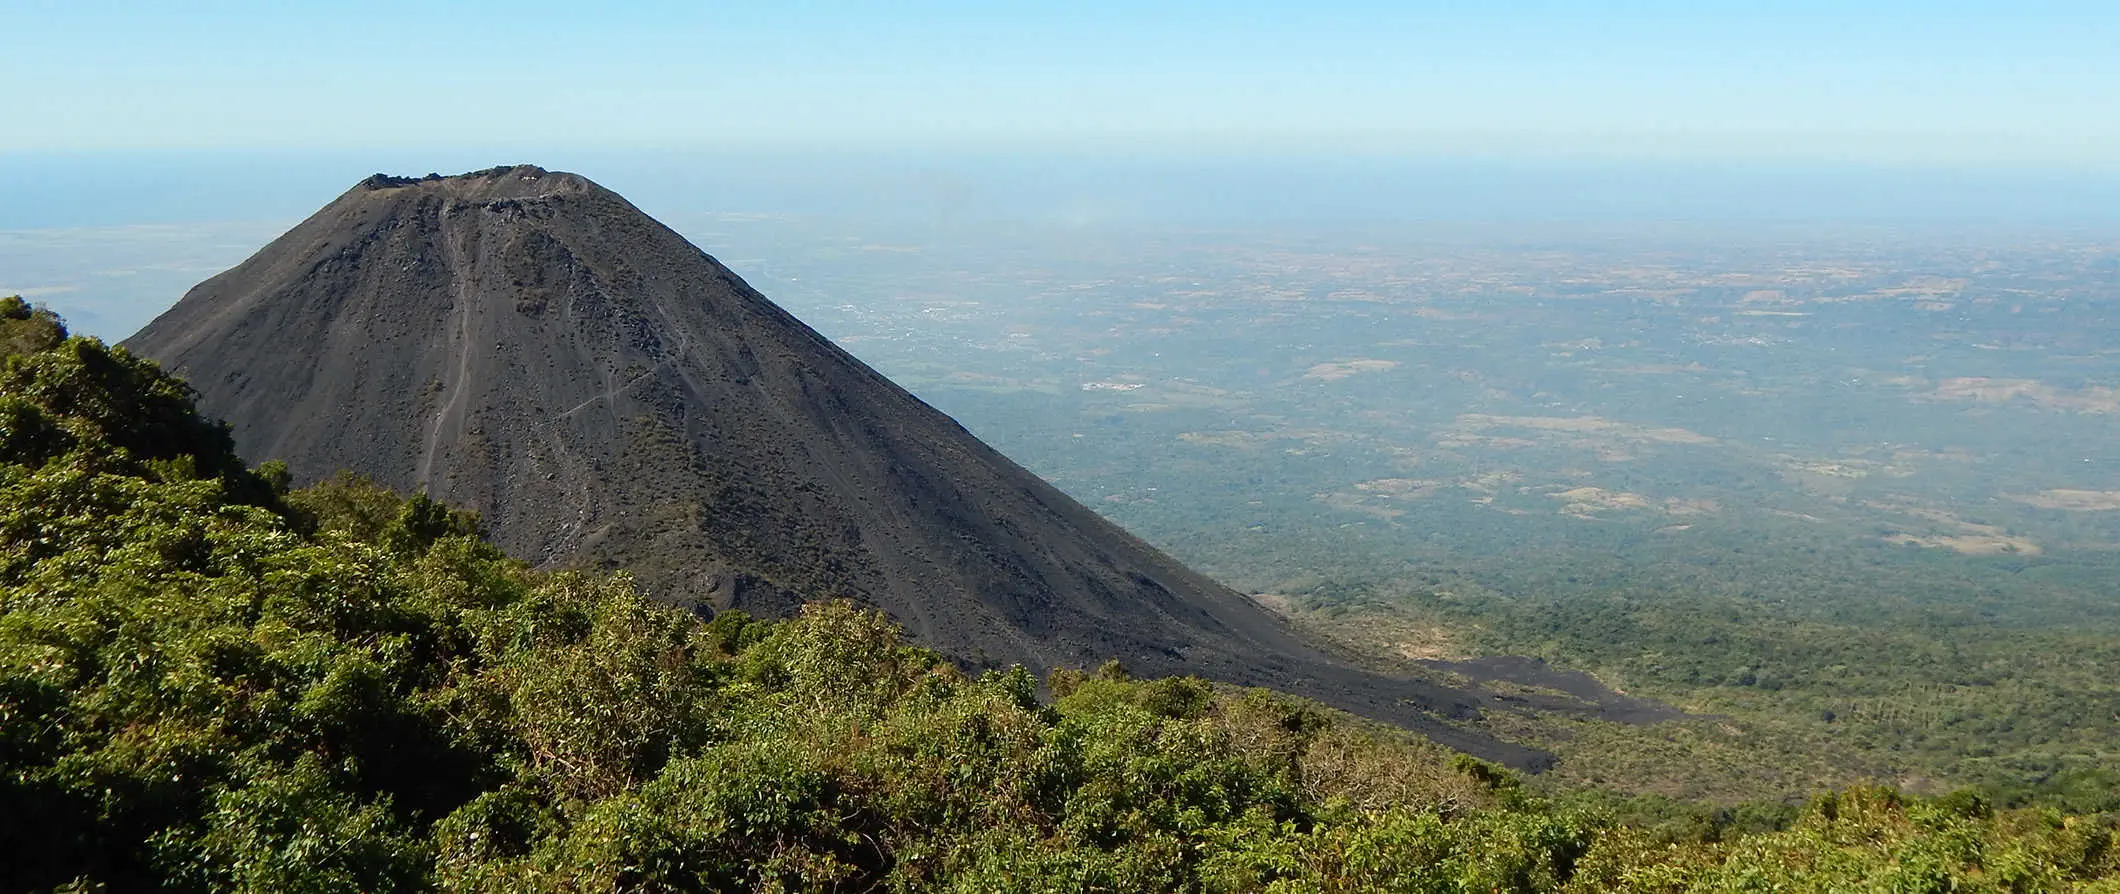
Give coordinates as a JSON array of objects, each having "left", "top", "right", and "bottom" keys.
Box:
[
  {"left": 1303, "top": 359, "right": 1399, "bottom": 381},
  {"left": 1438, "top": 414, "right": 1719, "bottom": 462},
  {"left": 1865, "top": 498, "right": 2043, "bottom": 555},
  {"left": 1885, "top": 533, "right": 2042, "bottom": 556},
  {"left": 2010, "top": 489, "right": 2120, "bottom": 511},
  {"left": 1548, "top": 486, "right": 1719, "bottom": 519},
  {"left": 1453, "top": 414, "right": 1718, "bottom": 445},
  {"left": 1920, "top": 377, "right": 2120, "bottom": 414},
  {"left": 1777, "top": 456, "right": 1916, "bottom": 481}
]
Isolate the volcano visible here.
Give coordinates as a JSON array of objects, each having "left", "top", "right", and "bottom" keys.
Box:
[{"left": 126, "top": 165, "right": 1548, "bottom": 768}]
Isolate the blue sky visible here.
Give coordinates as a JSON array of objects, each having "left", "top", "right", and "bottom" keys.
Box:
[{"left": 5, "top": 1, "right": 2117, "bottom": 170}]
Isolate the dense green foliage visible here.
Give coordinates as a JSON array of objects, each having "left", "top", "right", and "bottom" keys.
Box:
[
  {"left": 2, "top": 308, "right": 2118, "bottom": 890},
  {"left": 1292, "top": 563, "right": 2120, "bottom": 811}
]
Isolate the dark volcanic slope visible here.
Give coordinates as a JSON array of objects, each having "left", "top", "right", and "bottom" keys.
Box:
[{"left": 128, "top": 165, "right": 1549, "bottom": 768}]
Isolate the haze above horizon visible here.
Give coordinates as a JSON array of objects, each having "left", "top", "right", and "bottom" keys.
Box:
[{"left": 7, "top": 0, "right": 2119, "bottom": 173}]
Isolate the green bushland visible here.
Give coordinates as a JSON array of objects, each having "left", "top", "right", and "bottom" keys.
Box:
[
  {"left": 1293, "top": 570, "right": 2120, "bottom": 812},
  {"left": 3, "top": 299, "right": 2118, "bottom": 891}
]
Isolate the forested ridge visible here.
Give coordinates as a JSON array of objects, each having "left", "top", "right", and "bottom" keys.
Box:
[{"left": 3, "top": 296, "right": 2118, "bottom": 891}]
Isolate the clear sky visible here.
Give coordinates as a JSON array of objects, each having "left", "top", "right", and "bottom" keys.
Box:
[{"left": 6, "top": 0, "right": 2117, "bottom": 171}]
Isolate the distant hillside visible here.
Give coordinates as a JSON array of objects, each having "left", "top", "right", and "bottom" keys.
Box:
[{"left": 123, "top": 165, "right": 1545, "bottom": 766}]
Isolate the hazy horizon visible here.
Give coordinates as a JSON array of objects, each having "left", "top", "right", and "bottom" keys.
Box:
[
  {"left": 8, "top": 150, "right": 2120, "bottom": 229},
  {"left": 5, "top": 150, "right": 2120, "bottom": 344}
]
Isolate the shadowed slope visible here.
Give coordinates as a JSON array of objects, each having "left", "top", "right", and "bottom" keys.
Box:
[{"left": 127, "top": 165, "right": 1549, "bottom": 768}]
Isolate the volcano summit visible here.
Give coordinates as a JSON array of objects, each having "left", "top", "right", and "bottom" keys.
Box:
[{"left": 127, "top": 165, "right": 1547, "bottom": 767}]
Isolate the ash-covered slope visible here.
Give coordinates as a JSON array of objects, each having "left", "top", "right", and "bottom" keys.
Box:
[{"left": 128, "top": 165, "right": 1547, "bottom": 767}]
